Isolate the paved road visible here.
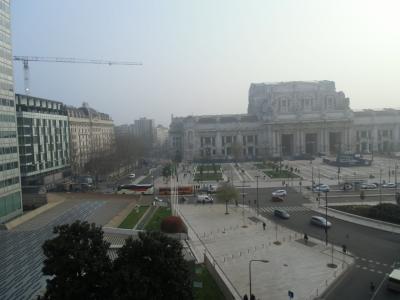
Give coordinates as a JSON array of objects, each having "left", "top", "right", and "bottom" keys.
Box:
[{"left": 249, "top": 187, "right": 400, "bottom": 300}]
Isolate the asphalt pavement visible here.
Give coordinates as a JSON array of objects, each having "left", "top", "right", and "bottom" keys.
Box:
[{"left": 253, "top": 187, "right": 400, "bottom": 300}]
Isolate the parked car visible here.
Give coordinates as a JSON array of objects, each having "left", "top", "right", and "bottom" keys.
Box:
[
  {"left": 128, "top": 173, "right": 136, "bottom": 179},
  {"left": 196, "top": 194, "right": 213, "bottom": 203},
  {"left": 360, "top": 183, "right": 377, "bottom": 190},
  {"left": 274, "top": 209, "right": 290, "bottom": 219},
  {"left": 310, "top": 216, "right": 332, "bottom": 228},
  {"left": 272, "top": 190, "right": 287, "bottom": 197},
  {"left": 382, "top": 183, "right": 397, "bottom": 188},
  {"left": 313, "top": 184, "right": 330, "bottom": 193}
]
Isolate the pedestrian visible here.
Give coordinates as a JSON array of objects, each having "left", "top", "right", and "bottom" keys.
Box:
[
  {"left": 262, "top": 222, "right": 266, "bottom": 231},
  {"left": 370, "top": 281, "right": 375, "bottom": 294},
  {"left": 304, "top": 233, "right": 308, "bottom": 244},
  {"left": 243, "top": 294, "right": 248, "bottom": 300},
  {"left": 250, "top": 294, "right": 256, "bottom": 300}
]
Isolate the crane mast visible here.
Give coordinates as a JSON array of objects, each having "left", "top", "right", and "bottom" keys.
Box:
[{"left": 13, "top": 56, "right": 142, "bottom": 94}]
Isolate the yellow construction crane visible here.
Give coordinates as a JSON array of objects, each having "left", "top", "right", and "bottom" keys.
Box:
[{"left": 13, "top": 56, "right": 142, "bottom": 94}]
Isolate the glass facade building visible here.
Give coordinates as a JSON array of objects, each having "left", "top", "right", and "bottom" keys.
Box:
[
  {"left": 16, "top": 94, "right": 70, "bottom": 187},
  {"left": 0, "top": 0, "right": 22, "bottom": 223}
]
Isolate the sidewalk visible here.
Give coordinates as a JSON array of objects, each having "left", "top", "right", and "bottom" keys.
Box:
[{"left": 178, "top": 204, "right": 353, "bottom": 300}]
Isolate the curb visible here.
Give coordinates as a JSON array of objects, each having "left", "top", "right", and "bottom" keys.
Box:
[
  {"left": 311, "top": 206, "right": 400, "bottom": 233},
  {"left": 315, "top": 263, "right": 355, "bottom": 300},
  {"left": 5, "top": 200, "right": 63, "bottom": 230}
]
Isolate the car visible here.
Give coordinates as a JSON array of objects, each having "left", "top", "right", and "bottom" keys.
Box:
[
  {"left": 342, "top": 183, "right": 353, "bottom": 191},
  {"left": 274, "top": 209, "right": 290, "bottom": 219},
  {"left": 382, "top": 182, "right": 397, "bottom": 188},
  {"left": 313, "top": 184, "right": 330, "bottom": 193},
  {"left": 360, "top": 183, "right": 377, "bottom": 190},
  {"left": 272, "top": 190, "right": 287, "bottom": 197},
  {"left": 128, "top": 173, "right": 136, "bottom": 179},
  {"left": 310, "top": 216, "right": 332, "bottom": 228},
  {"left": 196, "top": 194, "right": 213, "bottom": 203}
]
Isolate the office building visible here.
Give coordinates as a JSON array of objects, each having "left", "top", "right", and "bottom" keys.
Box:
[
  {"left": 15, "top": 94, "right": 70, "bottom": 188},
  {"left": 0, "top": 0, "right": 22, "bottom": 223}
]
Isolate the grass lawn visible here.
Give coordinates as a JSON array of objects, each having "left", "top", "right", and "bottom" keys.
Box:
[
  {"left": 145, "top": 207, "right": 172, "bottom": 231},
  {"left": 254, "top": 162, "right": 276, "bottom": 169},
  {"left": 194, "top": 173, "right": 223, "bottom": 181},
  {"left": 193, "top": 264, "right": 224, "bottom": 300},
  {"left": 119, "top": 206, "right": 149, "bottom": 229},
  {"left": 264, "top": 170, "right": 300, "bottom": 178},
  {"left": 197, "top": 164, "right": 221, "bottom": 172}
]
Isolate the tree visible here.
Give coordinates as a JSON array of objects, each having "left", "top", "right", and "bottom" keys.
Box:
[
  {"left": 112, "top": 232, "right": 193, "bottom": 300},
  {"left": 41, "top": 221, "right": 112, "bottom": 300},
  {"left": 216, "top": 182, "right": 240, "bottom": 214},
  {"left": 162, "top": 164, "right": 172, "bottom": 178}
]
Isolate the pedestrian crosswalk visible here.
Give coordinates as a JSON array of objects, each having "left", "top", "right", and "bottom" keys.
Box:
[{"left": 259, "top": 206, "right": 310, "bottom": 213}]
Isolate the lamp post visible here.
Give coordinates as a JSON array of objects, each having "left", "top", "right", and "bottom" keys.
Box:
[
  {"left": 395, "top": 164, "right": 398, "bottom": 203},
  {"left": 249, "top": 259, "right": 269, "bottom": 298},
  {"left": 241, "top": 178, "right": 247, "bottom": 227},
  {"left": 325, "top": 191, "right": 329, "bottom": 246},
  {"left": 255, "top": 175, "right": 259, "bottom": 216},
  {"left": 379, "top": 168, "right": 382, "bottom": 204}
]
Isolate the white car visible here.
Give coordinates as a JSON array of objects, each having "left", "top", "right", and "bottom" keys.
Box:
[
  {"left": 196, "top": 195, "right": 214, "bottom": 203},
  {"left": 313, "top": 184, "right": 330, "bottom": 193},
  {"left": 382, "top": 183, "right": 397, "bottom": 188},
  {"left": 310, "top": 216, "right": 332, "bottom": 228},
  {"left": 360, "top": 183, "right": 377, "bottom": 190},
  {"left": 128, "top": 173, "right": 136, "bottom": 179},
  {"left": 272, "top": 190, "right": 287, "bottom": 197}
]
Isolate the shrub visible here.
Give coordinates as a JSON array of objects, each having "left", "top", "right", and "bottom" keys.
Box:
[
  {"left": 368, "top": 203, "right": 400, "bottom": 224},
  {"left": 161, "top": 216, "right": 187, "bottom": 233}
]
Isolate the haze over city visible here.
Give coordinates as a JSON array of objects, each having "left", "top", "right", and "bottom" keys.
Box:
[
  {"left": 3, "top": 1, "right": 400, "bottom": 299},
  {"left": 11, "top": 0, "right": 400, "bottom": 126}
]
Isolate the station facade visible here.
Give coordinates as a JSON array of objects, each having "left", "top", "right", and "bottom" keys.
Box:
[{"left": 169, "top": 81, "right": 400, "bottom": 161}]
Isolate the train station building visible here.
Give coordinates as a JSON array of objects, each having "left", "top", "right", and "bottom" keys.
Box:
[{"left": 169, "top": 81, "right": 400, "bottom": 161}]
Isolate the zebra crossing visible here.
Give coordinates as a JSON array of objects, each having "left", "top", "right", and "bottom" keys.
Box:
[{"left": 259, "top": 205, "right": 310, "bottom": 214}]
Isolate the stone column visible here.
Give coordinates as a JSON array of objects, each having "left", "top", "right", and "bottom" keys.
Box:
[{"left": 215, "top": 131, "right": 222, "bottom": 158}]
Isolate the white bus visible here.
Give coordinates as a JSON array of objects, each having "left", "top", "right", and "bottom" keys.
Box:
[{"left": 387, "top": 269, "right": 400, "bottom": 292}]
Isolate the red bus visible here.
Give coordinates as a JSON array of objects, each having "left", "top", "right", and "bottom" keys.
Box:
[
  {"left": 158, "top": 186, "right": 193, "bottom": 195},
  {"left": 117, "top": 184, "right": 154, "bottom": 195}
]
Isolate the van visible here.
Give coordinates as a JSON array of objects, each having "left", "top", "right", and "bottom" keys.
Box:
[
  {"left": 196, "top": 194, "right": 213, "bottom": 203},
  {"left": 387, "top": 269, "right": 400, "bottom": 292}
]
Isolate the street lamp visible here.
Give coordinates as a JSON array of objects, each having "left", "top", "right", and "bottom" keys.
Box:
[
  {"left": 379, "top": 168, "right": 382, "bottom": 204},
  {"left": 325, "top": 191, "right": 329, "bottom": 246},
  {"left": 395, "top": 164, "right": 398, "bottom": 203},
  {"left": 249, "top": 259, "right": 269, "bottom": 298},
  {"left": 241, "top": 178, "right": 247, "bottom": 228},
  {"left": 255, "top": 175, "right": 259, "bottom": 216}
]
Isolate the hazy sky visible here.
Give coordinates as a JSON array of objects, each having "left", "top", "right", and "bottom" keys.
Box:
[{"left": 11, "top": 0, "right": 400, "bottom": 126}]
